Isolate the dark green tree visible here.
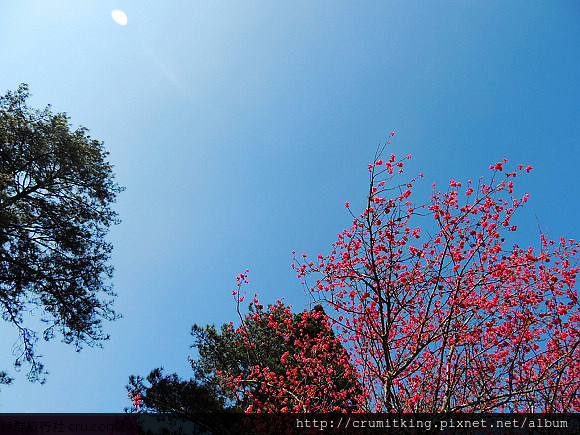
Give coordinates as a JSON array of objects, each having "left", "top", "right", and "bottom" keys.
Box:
[
  {"left": 127, "top": 303, "right": 362, "bottom": 415},
  {"left": 0, "top": 84, "right": 123, "bottom": 384}
]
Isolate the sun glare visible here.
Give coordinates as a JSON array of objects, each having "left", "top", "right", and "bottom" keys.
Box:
[{"left": 111, "top": 10, "right": 128, "bottom": 26}]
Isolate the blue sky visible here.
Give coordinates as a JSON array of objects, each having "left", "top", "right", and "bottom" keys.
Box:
[{"left": 0, "top": 1, "right": 578, "bottom": 412}]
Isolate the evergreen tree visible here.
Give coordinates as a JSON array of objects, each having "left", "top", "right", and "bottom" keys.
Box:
[
  {"left": 0, "top": 84, "right": 122, "bottom": 383},
  {"left": 127, "top": 303, "right": 362, "bottom": 414}
]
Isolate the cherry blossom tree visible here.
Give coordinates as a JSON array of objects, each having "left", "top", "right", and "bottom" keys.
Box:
[
  {"left": 226, "top": 134, "right": 579, "bottom": 413},
  {"left": 220, "top": 279, "right": 365, "bottom": 413},
  {"left": 127, "top": 288, "right": 363, "bottom": 415}
]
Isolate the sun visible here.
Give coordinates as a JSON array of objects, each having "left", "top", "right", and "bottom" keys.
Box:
[{"left": 111, "top": 10, "right": 128, "bottom": 26}]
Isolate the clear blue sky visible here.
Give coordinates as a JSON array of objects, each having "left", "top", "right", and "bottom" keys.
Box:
[{"left": 0, "top": 1, "right": 578, "bottom": 412}]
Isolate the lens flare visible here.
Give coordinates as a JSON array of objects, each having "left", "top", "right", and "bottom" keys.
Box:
[{"left": 111, "top": 10, "right": 128, "bottom": 26}]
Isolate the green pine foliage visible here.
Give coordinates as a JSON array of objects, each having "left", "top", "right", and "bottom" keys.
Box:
[
  {"left": 0, "top": 84, "right": 123, "bottom": 383},
  {"left": 127, "top": 304, "right": 361, "bottom": 414}
]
